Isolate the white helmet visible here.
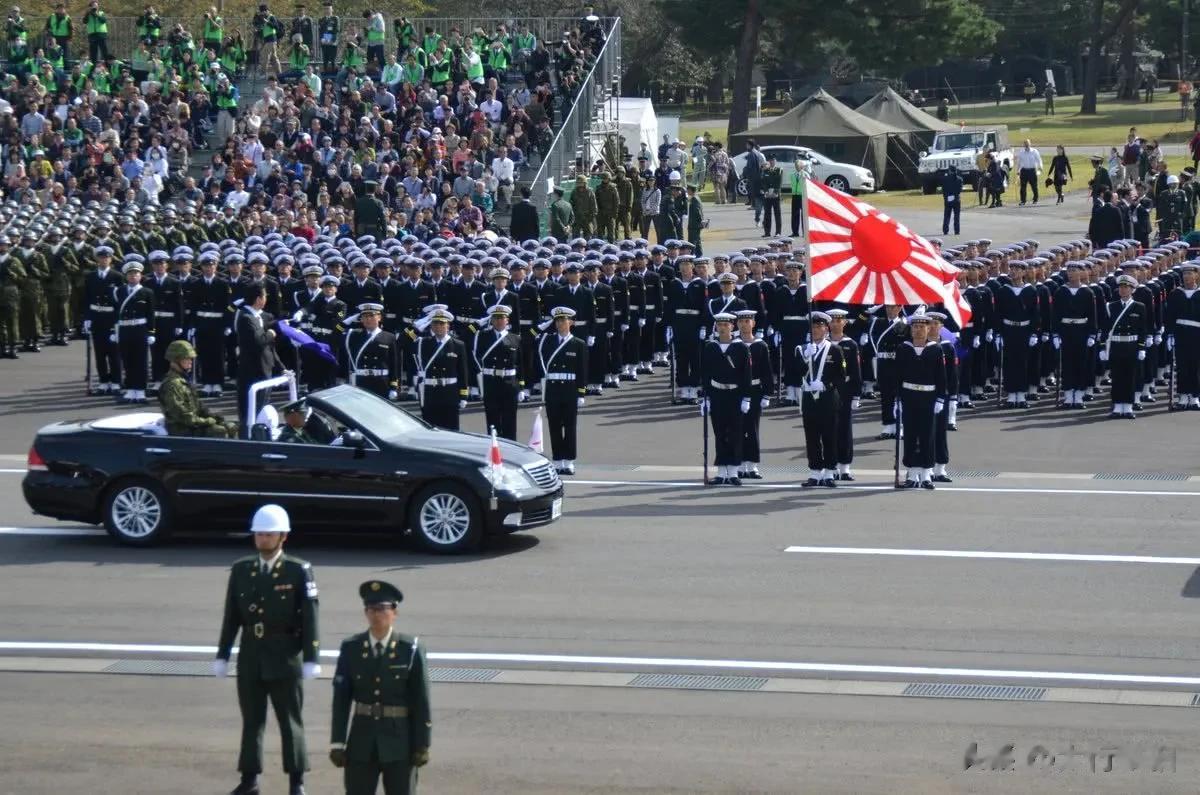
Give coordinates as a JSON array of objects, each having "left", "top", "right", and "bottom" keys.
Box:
[{"left": 250, "top": 504, "right": 291, "bottom": 534}]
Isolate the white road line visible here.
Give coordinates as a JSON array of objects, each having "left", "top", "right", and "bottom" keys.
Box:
[
  {"left": 0, "top": 468, "right": 27, "bottom": 474},
  {"left": 568, "top": 479, "right": 1200, "bottom": 498},
  {"left": 784, "top": 546, "right": 1200, "bottom": 566},
  {"left": 3, "top": 641, "right": 1200, "bottom": 687},
  {"left": 0, "top": 526, "right": 106, "bottom": 537}
]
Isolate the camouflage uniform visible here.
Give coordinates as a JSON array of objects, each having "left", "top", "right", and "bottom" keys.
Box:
[
  {"left": 0, "top": 249, "right": 25, "bottom": 357},
  {"left": 595, "top": 172, "right": 620, "bottom": 241},
  {"left": 41, "top": 240, "right": 79, "bottom": 343},
  {"left": 570, "top": 177, "right": 598, "bottom": 238},
  {"left": 16, "top": 242, "right": 48, "bottom": 348},
  {"left": 159, "top": 367, "right": 237, "bottom": 437},
  {"left": 615, "top": 170, "right": 634, "bottom": 240}
]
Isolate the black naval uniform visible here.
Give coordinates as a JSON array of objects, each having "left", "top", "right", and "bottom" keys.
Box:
[
  {"left": 84, "top": 266, "right": 124, "bottom": 386},
  {"left": 604, "top": 271, "right": 629, "bottom": 381},
  {"left": 796, "top": 339, "right": 846, "bottom": 477},
  {"left": 740, "top": 334, "right": 774, "bottom": 472},
  {"left": 934, "top": 334, "right": 958, "bottom": 467},
  {"left": 537, "top": 331, "right": 588, "bottom": 462},
  {"left": 190, "top": 274, "right": 233, "bottom": 389},
  {"left": 896, "top": 340, "right": 947, "bottom": 474},
  {"left": 415, "top": 333, "right": 469, "bottom": 430},
  {"left": 305, "top": 294, "right": 348, "bottom": 390},
  {"left": 831, "top": 334, "right": 862, "bottom": 471},
  {"left": 394, "top": 277, "right": 436, "bottom": 390},
  {"left": 474, "top": 325, "right": 523, "bottom": 440},
  {"left": 509, "top": 279, "right": 543, "bottom": 387},
  {"left": 1166, "top": 281, "right": 1200, "bottom": 399},
  {"left": 639, "top": 266, "right": 663, "bottom": 365},
  {"left": 1052, "top": 283, "right": 1099, "bottom": 397},
  {"left": 145, "top": 271, "right": 184, "bottom": 386},
  {"left": 1102, "top": 296, "right": 1150, "bottom": 407},
  {"left": 114, "top": 282, "right": 156, "bottom": 393},
  {"left": 770, "top": 283, "right": 809, "bottom": 394},
  {"left": 668, "top": 276, "right": 708, "bottom": 394},
  {"left": 868, "top": 313, "right": 908, "bottom": 427},
  {"left": 994, "top": 282, "right": 1040, "bottom": 396},
  {"left": 586, "top": 279, "right": 614, "bottom": 389},
  {"left": 344, "top": 327, "right": 400, "bottom": 399},
  {"left": 700, "top": 337, "right": 752, "bottom": 470}
]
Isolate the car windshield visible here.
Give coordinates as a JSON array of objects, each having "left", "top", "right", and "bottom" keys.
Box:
[
  {"left": 933, "top": 132, "right": 986, "bottom": 151},
  {"left": 306, "top": 388, "right": 429, "bottom": 440}
]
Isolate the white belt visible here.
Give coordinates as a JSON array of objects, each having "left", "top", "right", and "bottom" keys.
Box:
[
  {"left": 195, "top": 310, "right": 224, "bottom": 318},
  {"left": 644, "top": 304, "right": 656, "bottom": 309},
  {"left": 154, "top": 311, "right": 176, "bottom": 318},
  {"left": 963, "top": 322, "right": 974, "bottom": 328},
  {"left": 573, "top": 319, "right": 589, "bottom": 326},
  {"left": 423, "top": 377, "right": 458, "bottom": 386},
  {"left": 1109, "top": 334, "right": 1139, "bottom": 342},
  {"left": 782, "top": 314, "right": 808, "bottom": 321},
  {"left": 709, "top": 381, "right": 739, "bottom": 390},
  {"left": 545, "top": 373, "right": 575, "bottom": 381},
  {"left": 875, "top": 352, "right": 895, "bottom": 360},
  {"left": 902, "top": 381, "right": 936, "bottom": 392},
  {"left": 750, "top": 378, "right": 761, "bottom": 385},
  {"left": 594, "top": 318, "right": 607, "bottom": 325},
  {"left": 455, "top": 315, "right": 475, "bottom": 324},
  {"left": 89, "top": 304, "right": 114, "bottom": 312},
  {"left": 1177, "top": 318, "right": 1200, "bottom": 328},
  {"left": 482, "top": 368, "right": 517, "bottom": 376},
  {"left": 613, "top": 311, "right": 624, "bottom": 317},
  {"left": 629, "top": 304, "right": 642, "bottom": 310},
  {"left": 354, "top": 368, "right": 389, "bottom": 376},
  {"left": 119, "top": 318, "right": 148, "bottom": 326},
  {"left": 1002, "top": 319, "right": 1030, "bottom": 326},
  {"left": 520, "top": 319, "right": 535, "bottom": 325},
  {"left": 384, "top": 313, "right": 397, "bottom": 319},
  {"left": 674, "top": 308, "right": 700, "bottom": 315},
  {"left": 310, "top": 327, "right": 334, "bottom": 335},
  {"left": 1060, "top": 318, "right": 1088, "bottom": 324}
]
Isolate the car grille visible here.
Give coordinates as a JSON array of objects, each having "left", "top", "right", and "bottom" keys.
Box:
[
  {"left": 525, "top": 461, "right": 561, "bottom": 491},
  {"left": 520, "top": 506, "right": 554, "bottom": 525}
]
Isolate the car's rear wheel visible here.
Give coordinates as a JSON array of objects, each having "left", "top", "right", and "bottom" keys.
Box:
[
  {"left": 825, "top": 174, "right": 851, "bottom": 193},
  {"left": 408, "top": 481, "right": 483, "bottom": 554},
  {"left": 103, "top": 479, "right": 172, "bottom": 546},
  {"left": 736, "top": 176, "right": 749, "bottom": 197}
]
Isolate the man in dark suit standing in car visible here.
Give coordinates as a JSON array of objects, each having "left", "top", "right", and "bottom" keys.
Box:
[
  {"left": 509, "top": 186, "right": 541, "bottom": 242},
  {"left": 237, "top": 282, "right": 279, "bottom": 435}
]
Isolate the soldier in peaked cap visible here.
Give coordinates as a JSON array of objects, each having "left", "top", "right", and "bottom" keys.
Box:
[
  {"left": 329, "top": 580, "right": 431, "bottom": 795},
  {"left": 414, "top": 307, "right": 469, "bottom": 430},
  {"left": 895, "top": 312, "right": 947, "bottom": 490},
  {"left": 797, "top": 311, "right": 846, "bottom": 488},
  {"left": 1166, "top": 261, "right": 1200, "bottom": 408},
  {"left": 343, "top": 302, "right": 400, "bottom": 400},
  {"left": 735, "top": 308, "right": 773, "bottom": 480},
  {"left": 538, "top": 306, "right": 589, "bottom": 475},
  {"left": 1101, "top": 273, "right": 1151, "bottom": 418},
  {"left": 826, "top": 308, "right": 862, "bottom": 481},
  {"left": 113, "top": 259, "right": 156, "bottom": 404},
  {"left": 701, "top": 311, "right": 752, "bottom": 485},
  {"left": 215, "top": 504, "right": 321, "bottom": 795},
  {"left": 474, "top": 303, "right": 524, "bottom": 440},
  {"left": 83, "top": 245, "right": 123, "bottom": 393}
]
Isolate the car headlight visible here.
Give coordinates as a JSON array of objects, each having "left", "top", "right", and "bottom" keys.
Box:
[{"left": 480, "top": 463, "right": 537, "bottom": 492}]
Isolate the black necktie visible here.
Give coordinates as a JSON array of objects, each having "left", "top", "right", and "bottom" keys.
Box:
[{"left": 374, "top": 641, "right": 383, "bottom": 658}]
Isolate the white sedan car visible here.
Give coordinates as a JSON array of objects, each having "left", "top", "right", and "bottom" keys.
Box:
[{"left": 730, "top": 145, "right": 875, "bottom": 196}]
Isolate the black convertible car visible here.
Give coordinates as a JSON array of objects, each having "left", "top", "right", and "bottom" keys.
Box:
[{"left": 23, "top": 385, "right": 563, "bottom": 553}]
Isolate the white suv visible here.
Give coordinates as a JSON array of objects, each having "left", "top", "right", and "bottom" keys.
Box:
[{"left": 730, "top": 145, "right": 876, "bottom": 196}]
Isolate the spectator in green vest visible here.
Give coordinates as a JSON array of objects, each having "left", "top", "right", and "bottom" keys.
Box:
[
  {"left": 282, "top": 33, "right": 309, "bottom": 81},
  {"left": 82, "top": 0, "right": 107, "bottom": 62},
  {"left": 202, "top": 7, "right": 224, "bottom": 55},
  {"left": 136, "top": 5, "right": 161, "bottom": 45},
  {"left": 364, "top": 7, "right": 385, "bottom": 74},
  {"left": 252, "top": 2, "right": 282, "bottom": 77},
  {"left": 44, "top": 2, "right": 71, "bottom": 62}
]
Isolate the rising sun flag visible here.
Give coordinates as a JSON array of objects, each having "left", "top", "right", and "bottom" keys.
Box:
[{"left": 804, "top": 179, "right": 972, "bottom": 328}]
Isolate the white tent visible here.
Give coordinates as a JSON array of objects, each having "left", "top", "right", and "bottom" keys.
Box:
[{"left": 589, "top": 97, "right": 661, "bottom": 169}]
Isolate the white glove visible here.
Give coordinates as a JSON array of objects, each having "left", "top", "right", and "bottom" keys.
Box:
[
  {"left": 1040, "top": 333, "right": 1049, "bottom": 343},
  {"left": 458, "top": 400, "right": 467, "bottom": 409},
  {"left": 212, "top": 659, "right": 229, "bottom": 678},
  {"left": 972, "top": 336, "right": 980, "bottom": 349},
  {"left": 108, "top": 332, "right": 117, "bottom": 343},
  {"left": 760, "top": 397, "right": 770, "bottom": 409},
  {"left": 665, "top": 326, "right": 673, "bottom": 344},
  {"left": 1086, "top": 335, "right": 1096, "bottom": 347},
  {"left": 174, "top": 327, "right": 183, "bottom": 335},
  {"left": 851, "top": 397, "right": 861, "bottom": 410},
  {"left": 809, "top": 379, "right": 824, "bottom": 392},
  {"left": 773, "top": 332, "right": 781, "bottom": 346},
  {"left": 1052, "top": 335, "right": 1061, "bottom": 350},
  {"left": 606, "top": 331, "right": 612, "bottom": 338},
  {"left": 1167, "top": 334, "right": 1175, "bottom": 351},
  {"left": 994, "top": 337, "right": 1003, "bottom": 350},
  {"left": 754, "top": 331, "right": 763, "bottom": 339},
  {"left": 1028, "top": 334, "right": 1038, "bottom": 347},
  {"left": 1154, "top": 333, "right": 1163, "bottom": 345},
  {"left": 638, "top": 318, "right": 646, "bottom": 327},
  {"left": 587, "top": 336, "right": 595, "bottom": 347},
  {"left": 83, "top": 319, "right": 92, "bottom": 334},
  {"left": 224, "top": 327, "right": 232, "bottom": 336},
  {"left": 740, "top": 397, "right": 750, "bottom": 414},
  {"left": 1099, "top": 348, "right": 1109, "bottom": 362},
  {"left": 934, "top": 398, "right": 944, "bottom": 414},
  {"left": 291, "top": 310, "right": 305, "bottom": 322},
  {"left": 699, "top": 398, "right": 709, "bottom": 416},
  {"left": 699, "top": 327, "right": 707, "bottom": 340},
  {"left": 302, "top": 662, "right": 321, "bottom": 680},
  {"left": 577, "top": 397, "right": 585, "bottom": 408},
  {"left": 620, "top": 323, "right": 629, "bottom": 332},
  {"left": 147, "top": 335, "right": 156, "bottom": 346},
  {"left": 985, "top": 329, "right": 994, "bottom": 342},
  {"left": 859, "top": 333, "right": 868, "bottom": 345},
  {"left": 387, "top": 389, "right": 398, "bottom": 400},
  {"left": 518, "top": 390, "right": 528, "bottom": 402},
  {"left": 1137, "top": 349, "right": 1146, "bottom": 361}
]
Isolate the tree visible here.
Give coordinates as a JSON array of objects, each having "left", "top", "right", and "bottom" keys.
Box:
[
  {"left": 727, "top": 0, "right": 764, "bottom": 138},
  {"left": 1081, "top": 0, "right": 1142, "bottom": 112}
]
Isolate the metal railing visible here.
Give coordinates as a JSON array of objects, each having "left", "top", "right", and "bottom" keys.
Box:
[{"left": 527, "top": 16, "right": 622, "bottom": 227}]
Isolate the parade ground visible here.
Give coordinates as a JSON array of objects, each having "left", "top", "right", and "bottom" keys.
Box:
[{"left": 2, "top": 267, "right": 1199, "bottom": 794}]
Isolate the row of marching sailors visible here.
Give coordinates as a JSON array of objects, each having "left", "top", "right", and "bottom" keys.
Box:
[{"left": 698, "top": 307, "right": 958, "bottom": 489}]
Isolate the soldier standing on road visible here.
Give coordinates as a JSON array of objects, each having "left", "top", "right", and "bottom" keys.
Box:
[
  {"left": 474, "top": 303, "right": 523, "bottom": 440},
  {"left": 736, "top": 309, "right": 772, "bottom": 480},
  {"left": 895, "top": 312, "right": 947, "bottom": 490},
  {"left": 84, "top": 245, "right": 123, "bottom": 393},
  {"left": 826, "top": 309, "right": 861, "bottom": 481},
  {"left": 16, "top": 228, "right": 47, "bottom": 352},
  {"left": 686, "top": 185, "right": 705, "bottom": 255},
  {"left": 595, "top": 171, "right": 619, "bottom": 241},
  {"left": 538, "top": 306, "right": 588, "bottom": 475},
  {"left": 1100, "top": 273, "right": 1150, "bottom": 419},
  {"left": 215, "top": 504, "right": 321, "bottom": 795},
  {"left": 941, "top": 165, "right": 963, "bottom": 236},
  {"left": 1166, "top": 261, "right": 1200, "bottom": 408},
  {"left": 0, "top": 234, "right": 26, "bottom": 359},
  {"left": 40, "top": 226, "right": 78, "bottom": 347},
  {"left": 548, "top": 187, "right": 574, "bottom": 240},
  {"left": 329, "top": 580, "right": 431, "bottom": 795},
  {"left": 1157, "top": 174, "right": 1187, "bottom": 240},
  {"left": 700, "top": 311, "right": 751, "bottom": 486},
  {"left": 114, "top": 259, "right": 156, "bottom": 405},
  {"left": 759, "top": 154, "right": 783, "bottom": 238},
  {"left": 1052, "top": 262, "right": 1098, "bottom": 408},
  {"left": 414, "top": 307, "right": 468, "bottom": 430},
  {"left": 570, "top": 175, "right": 598, "bottom": 238},
  {"left": 926, "top": 311, "right": 957, "bottom": 482},
  {"left": 797, "top": 312, "right": 846, "bottom": 488},
  {"left": 343, "top": 303, "right": 399, "bottom": 399}
]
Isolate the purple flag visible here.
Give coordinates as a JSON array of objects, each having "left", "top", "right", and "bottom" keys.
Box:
[{"left": 276, "top": 320, "right": 338, "bottom": 364}]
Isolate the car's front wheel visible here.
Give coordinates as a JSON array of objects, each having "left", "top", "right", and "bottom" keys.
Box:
[
  {"left": 825, "top": 174, "right": 851, "bottom": 193},
  {"left": 103, "top": 479, "right": 172, "bottom": 546},
  {"left": 736, "top": 176, "right": 749, "bottom": 197},
  {"left": 408, "top": 481, "right": 483, "bottom": 554}
]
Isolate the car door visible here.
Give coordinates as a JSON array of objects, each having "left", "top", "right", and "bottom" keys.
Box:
[
  {"left": 251, "top": 438, "right": 410, "bottom": 529},
  {"left": 143, "top": 436, "right": 270, "bottom": 528}
]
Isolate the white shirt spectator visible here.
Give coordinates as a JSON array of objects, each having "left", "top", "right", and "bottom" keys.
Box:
[
  {"left": 225, "top": 188, "right": 251, "bottom": 210},
  {"left": 480, "top": 97, "right": 503, "bottom": 123},
  {"left": 665, "top": 145, "right": 687, "bottom": 172},
  {"left": 1016, "top": 147, "right": 1042, "bottom": 171},
  {"left": 242, "top": 137, "right": 265, "bottom": 166},
  {"left": 492, "top": 155, "right": 515, "bottom": 183}
]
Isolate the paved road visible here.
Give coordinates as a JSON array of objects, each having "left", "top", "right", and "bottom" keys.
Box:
[{"left": 0, "top": 332, "right": 1198, "bottom": 792}]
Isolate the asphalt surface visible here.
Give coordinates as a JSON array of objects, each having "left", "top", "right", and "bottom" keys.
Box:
[{"left": 2, "top": 203, "right": 1199, "bottom": 792}]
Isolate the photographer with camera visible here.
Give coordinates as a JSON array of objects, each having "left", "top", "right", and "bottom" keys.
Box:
[{"left": 82, "top": 0, "right": 107, "bottom": 62}]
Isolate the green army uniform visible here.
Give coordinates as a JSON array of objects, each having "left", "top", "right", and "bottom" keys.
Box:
[
  {"left": 614, "top": 170, "right": 634, "bottom": 240},
  {"left": 570, "top": 178, "right": 598, "bottom": 238},
  {"left": 159, "top": 368, "right": 237, "bottom": 437},
  {"left": 0, "top": 251, "right": 26, "bottom": 356},
  {"left": 668, "top": 187, "right": 688, "bottom": 240},
  {"left": 15, "top": 243, "right": 48, "bottom": 347},
  {"left": 217, "top": 550, "right": 321, "bottom": 782},
  {"left": 40, "top": 240, "right": 79, "bottom": 343},
  {"left": 279, "top": 424, "right": 317, "bottom": 444},
  {"left": 686, "top": 193, "right": 705, "bottom": 256},
  {"left": 595, "top": 172, "right": 620, "bottom": 241},
  {"left": 331, "top": 581, "right": 432, "bottom": 795},
  {"left": 1157, "top": 187, "right": 1189, "bottom": 239},
  {"left": 180, "top": 223, "right": 209, "bottom": 248},
  {"left": 1181, "top": 175, "right": 1198, "bottom": 234},
  {"left": 549, "top": 193, "right": 574, "bottom": 240},
  {"left": 68, "top": 237, "right": 94, "bottom": 331}
]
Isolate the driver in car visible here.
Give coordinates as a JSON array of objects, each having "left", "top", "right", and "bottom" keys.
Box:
[
  {"left": 159, "top": 340, "right": 238, "bottom": 438},
  {"left": 278, "top": 403, "right": 317, "bottom": 444}
]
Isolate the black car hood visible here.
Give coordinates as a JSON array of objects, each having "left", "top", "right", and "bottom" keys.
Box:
[{"left": 402, "top": 428, "right": 545, "bottom": 467}]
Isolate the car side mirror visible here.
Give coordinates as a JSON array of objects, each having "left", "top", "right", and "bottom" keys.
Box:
[{"left": 341, "top": 429, "right": 366, "bottom": 450}]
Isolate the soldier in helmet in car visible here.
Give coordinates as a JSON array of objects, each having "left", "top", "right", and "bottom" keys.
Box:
[{"left": 159, "top": 339, "right": 238, "bottom": 437}]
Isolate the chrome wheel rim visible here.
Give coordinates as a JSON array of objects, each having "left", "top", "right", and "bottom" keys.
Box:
[
  {"left": 419, "top": 493, "right": 471, "bottom": 545},
  {"left": 111, "top": 486, "right": 161, "bottom": 538},
  {"left": 827, "top": 177, "right": 849, "bottom": 191}
]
